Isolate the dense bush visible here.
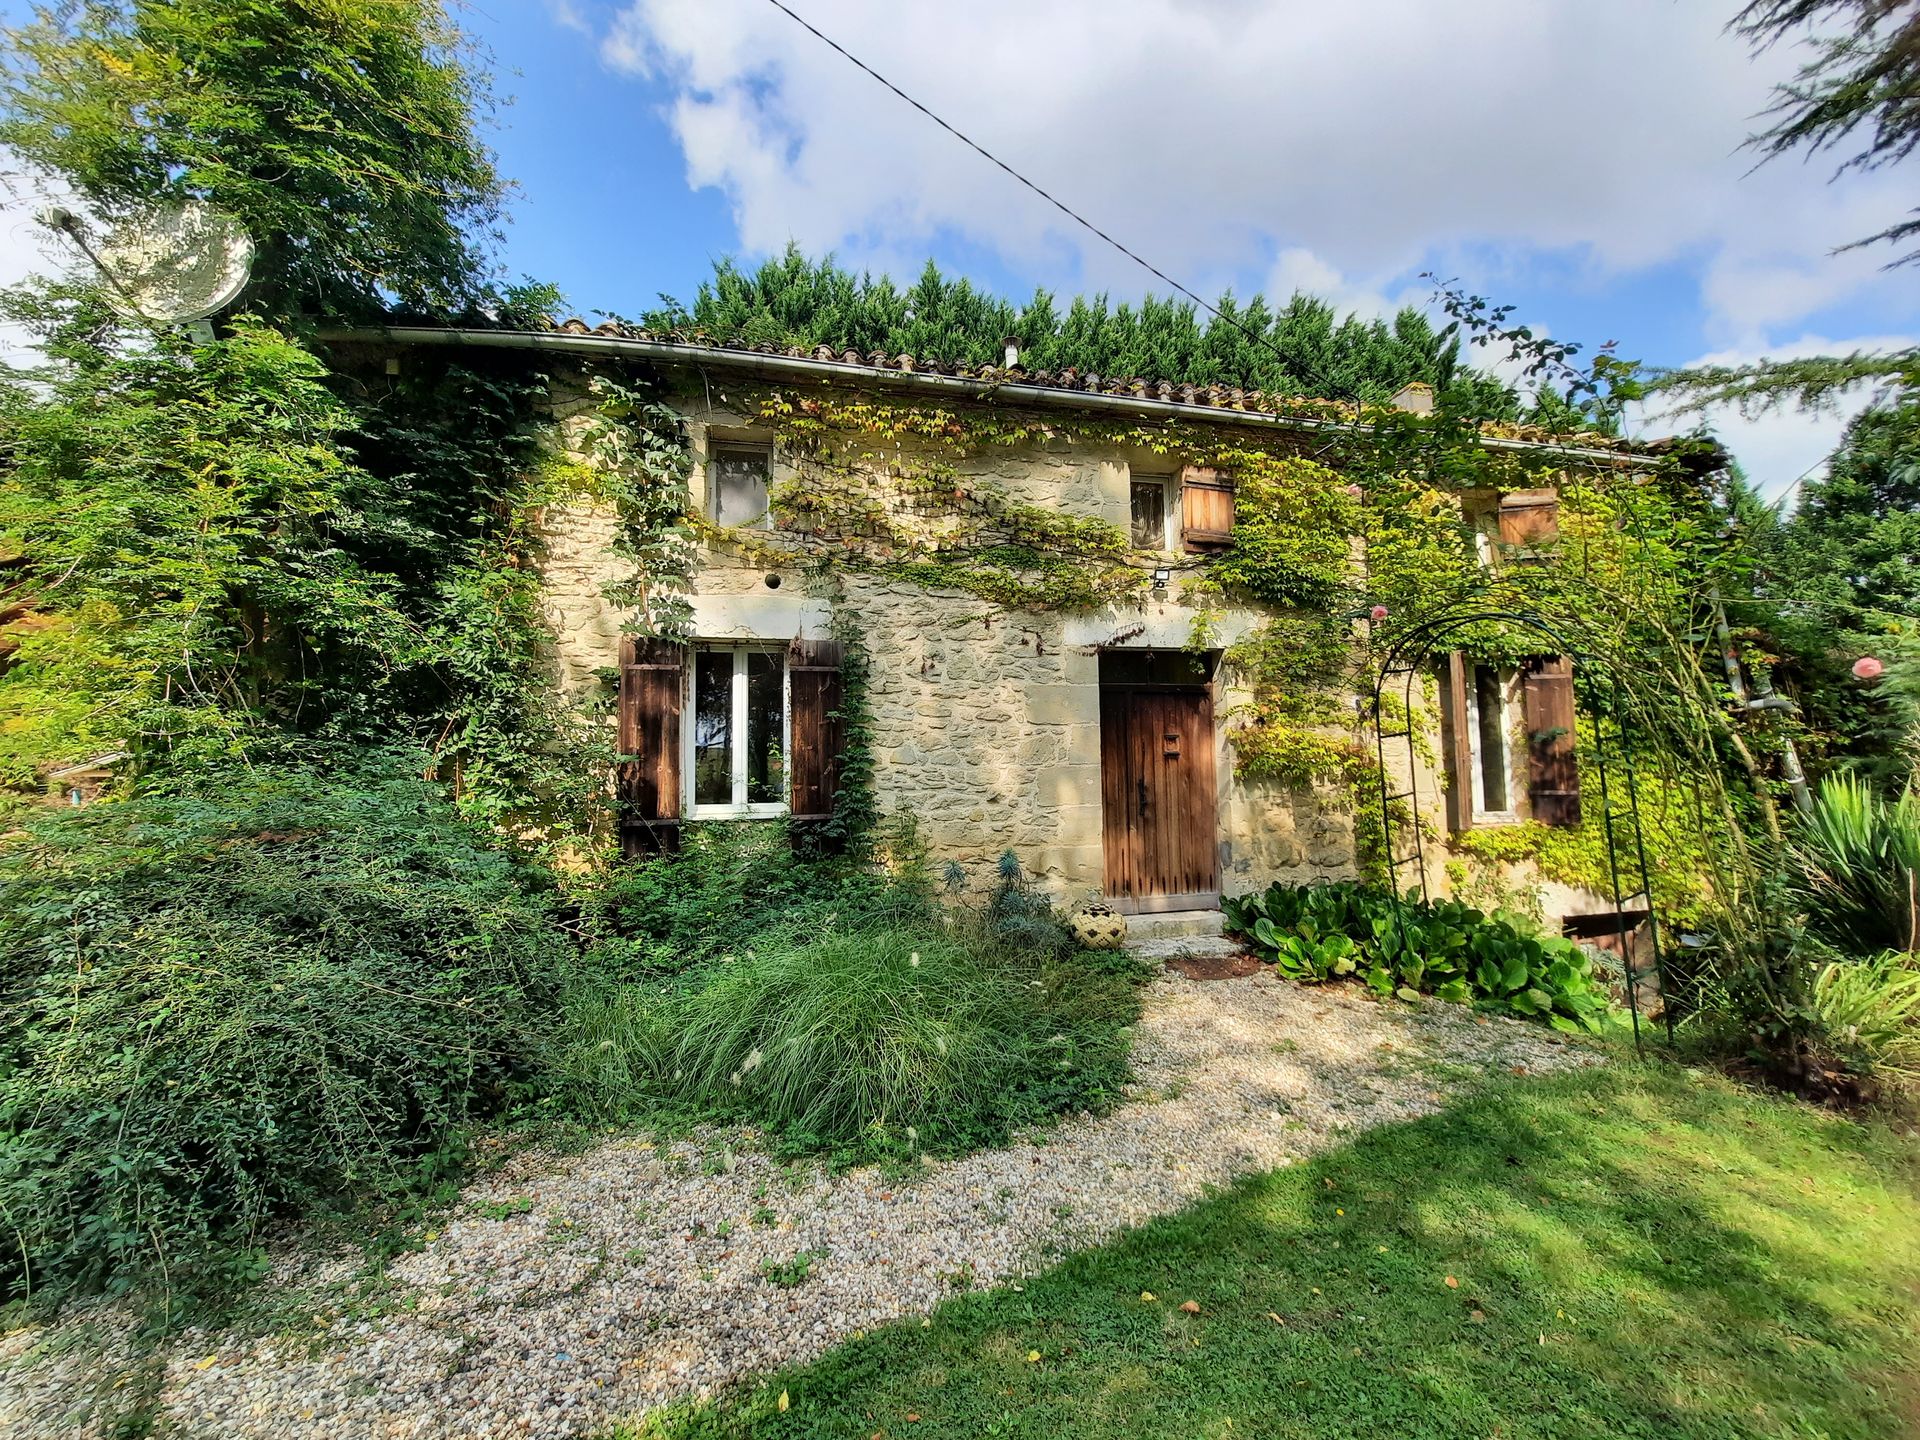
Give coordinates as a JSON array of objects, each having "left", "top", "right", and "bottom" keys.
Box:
[
  {"left": 1225, "top": 880, "right": 1612, "bottom": 1033},
  {"left": 0, "top": 757, "right": 569, "bottom": 1303},
  {"left": 1792, "top": 773, "right": 1920, "bottom": 956},
  {"left": 552, "top": 847, "right": 1141, "bottom": 1157},
  {"left": 580, "top": 820, "right": 933, "bottom": 973}
]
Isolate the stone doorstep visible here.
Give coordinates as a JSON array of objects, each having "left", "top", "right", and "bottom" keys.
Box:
[{"left": 1122, "top": 908, "right": 1225, "bottom": 942}]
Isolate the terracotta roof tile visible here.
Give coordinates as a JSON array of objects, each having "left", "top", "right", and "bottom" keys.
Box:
[{"left": 537, "top": 316, "right": 1658, "bottom": 453}]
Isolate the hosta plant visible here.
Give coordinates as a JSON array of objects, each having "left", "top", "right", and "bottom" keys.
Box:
[{"left": 1226, "top": 880, "right": 1612, "bottom": 1032}]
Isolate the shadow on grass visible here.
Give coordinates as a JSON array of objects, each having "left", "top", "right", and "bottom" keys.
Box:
[{"left": 613, "top": 1062, "right": 1920, "bottom": 1440}]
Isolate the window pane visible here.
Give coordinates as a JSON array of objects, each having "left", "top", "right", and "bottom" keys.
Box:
[
  {"left": 693, "top": 649, "right": 734, "bottom": 806},
  {"left": 745, "top": 650, "right": 785, "bottom": 804},
  {"left": 1130, "top": 480, "right": 1166, "bottom": 548},
  {"left": 1474, "top": 665, "right": 1509, "bottom": 811},
  {"left": 714, "top": 448, "right": 770, "bottom": 528}
]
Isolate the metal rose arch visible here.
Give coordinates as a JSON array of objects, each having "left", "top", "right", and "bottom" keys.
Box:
[{"left": 1365, "top": 603, "right": 1676, "bottom": 1053}]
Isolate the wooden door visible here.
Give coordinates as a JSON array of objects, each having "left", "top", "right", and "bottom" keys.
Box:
[{"left": 1100, "top": 685, "right": 1219, "bottom": 910}]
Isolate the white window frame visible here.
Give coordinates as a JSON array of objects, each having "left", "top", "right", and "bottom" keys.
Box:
[
  {"left": 1465, "top": 662, "right": 1521, "bottom": 823},
  {"left": 685, "top": 643, "right": 790, "bottom": 818},
  {"left": 709, "top": 442, "right": 774, "bottom": 530},
  {"left": 1129, "top": 471, "right": 1177, "bottom": 551}
]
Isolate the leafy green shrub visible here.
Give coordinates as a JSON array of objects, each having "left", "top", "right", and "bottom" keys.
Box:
[
  {"left": 582, "top": 820, "right": 934, "bottom": 973},
  {"left": 1792, "top": 774, "right": 1920, "bottom": 956},
  {"left": 1812, "top": 953, "right": 1920, "bottom": 1088},
  {"left": 0, "top": 756, "right": 568, "bottom": 1303},
  {"left": 1225, "top": 880, "right": 1612, "bottom": 1032}
]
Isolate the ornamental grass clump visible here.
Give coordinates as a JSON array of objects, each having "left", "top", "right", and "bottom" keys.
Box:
[
  {"left": 0, "top": 755, "right": 569, "bottom": 1305},
  {"left": 665, "top": 929, "right": 1018, "bottom": 1143},
  {"left": 647, "top": 921, "right": 1138, "bottom": 1156}
]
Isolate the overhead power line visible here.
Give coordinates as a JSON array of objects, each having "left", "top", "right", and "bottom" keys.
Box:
[{"left": 757, "top": 0, "right": 1361, "bottom": 404}]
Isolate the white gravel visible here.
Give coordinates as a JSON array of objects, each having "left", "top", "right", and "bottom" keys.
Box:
[{"left": 1, "top": 971, "right": 1597, "bottom": 1439}]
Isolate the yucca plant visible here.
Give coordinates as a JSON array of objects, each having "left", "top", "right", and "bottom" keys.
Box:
[
  {"left": 1812, "top": 953, "right": 1920, "bottom": 1088},
  {"left": 1793, "top": 773, "right": 1920, "bottom": 956}
]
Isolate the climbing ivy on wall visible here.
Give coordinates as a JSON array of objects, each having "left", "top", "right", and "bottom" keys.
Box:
[
  {"left": 558, "top": 371, "right": 699, "bottom": 639},
  {"left": 588, "top": 373, "right": 1742, "bottom": 903}
]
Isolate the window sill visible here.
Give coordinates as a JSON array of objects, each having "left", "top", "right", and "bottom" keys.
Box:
[
  {"left": 1472, "top": 810, "right": 1524, "bottom": 827},
  {"left": 689, "top": 804, "right": 789, "bottom": 820}
]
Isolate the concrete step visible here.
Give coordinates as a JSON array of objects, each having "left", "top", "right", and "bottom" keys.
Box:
[
  {"left": 1123, "top": 908, "right": 1225, "bottom": 942},
  {"left": 1128, "top": 932, "right": 1245, "bottom": 963}
]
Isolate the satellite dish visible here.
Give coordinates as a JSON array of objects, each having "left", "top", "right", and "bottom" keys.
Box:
[{"left": 83, "top": 200, "right": 255, "bottom": 326}]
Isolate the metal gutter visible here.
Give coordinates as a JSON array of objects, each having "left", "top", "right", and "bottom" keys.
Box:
[{"left": 319, "top": 325, "right": 1640, "bottom": 467}]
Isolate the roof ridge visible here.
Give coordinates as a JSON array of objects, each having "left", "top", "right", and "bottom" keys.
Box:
[{"left": 549, "top": 316, "right": 1637, "bottom": 451}]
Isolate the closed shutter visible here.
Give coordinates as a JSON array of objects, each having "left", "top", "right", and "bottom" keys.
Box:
[
  {"left": 1180, "top": 466, "right": 1235, "bottom": 550},
  {"left": 619, "top": 637, "right": 684, "bottom": 856},
  {"left": 787, "top": 637, "right": 844, "bottom": 825},
  {"left": 1523, "top": 654, "right": 1582, "bottom": 827},
  {"left": 1440, "top": 652, "right": 1475, "bottom": 833},
  {"left": 1498, "top": 488, "right": 1559, "bottom": 557}
]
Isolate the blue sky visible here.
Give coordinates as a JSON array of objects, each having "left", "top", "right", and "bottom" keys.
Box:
[{"left": 5, "top": 0, "right": 1916, "bottom": 496}]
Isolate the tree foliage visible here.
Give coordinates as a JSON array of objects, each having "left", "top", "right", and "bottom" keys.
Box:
[
  {"left": 1740, "top": 399, "right": 1920, "bottom": 782},
  {"left": 0, "top": 3, "right": 606, "bottom": 830},
  {"left": 1735, "top": 0, "right": 1920, "bottom": 265},
  {"left": 644, "top": 247, "right": 1522, "bottom": 418},
  {"left": 0, "top": 0, "right": 508, "bottom": 318}
]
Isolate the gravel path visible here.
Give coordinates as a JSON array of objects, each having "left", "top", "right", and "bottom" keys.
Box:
[{"left": 1, "top": 972, "right": 1597, "bottom": 1439}]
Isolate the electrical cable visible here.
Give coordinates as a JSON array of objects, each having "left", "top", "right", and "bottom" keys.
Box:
[{"left": 757, "top": 0, "right": 1364, "bottom": 404}]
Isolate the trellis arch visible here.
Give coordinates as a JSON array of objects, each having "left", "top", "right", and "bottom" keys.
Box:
[{"left": 1367, "top": 605, "right": 1675, "bottom": 1052}]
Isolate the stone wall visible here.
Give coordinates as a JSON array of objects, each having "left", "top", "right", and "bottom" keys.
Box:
[{"left": 534, "top": 390, "right": 1371, "bottom": 901}]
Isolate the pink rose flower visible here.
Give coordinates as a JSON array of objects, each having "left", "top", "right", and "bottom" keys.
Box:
[
  {"left": 1344, "top": 483, "right": 1364, "bottom": 499},
  {"left": 1369, "top": 604, "right": 1389, "bottom": 621},
  {"left": 1852, "top": 656, "right": 1885, "bottom": 681}
]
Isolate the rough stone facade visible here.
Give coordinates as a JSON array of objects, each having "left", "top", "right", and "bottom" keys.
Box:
[{"left": 532, "top": 385, "right": 1409, "bottom": 904}]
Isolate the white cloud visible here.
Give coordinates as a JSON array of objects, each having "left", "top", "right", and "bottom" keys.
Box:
[
  {"left": 547, "top": 0, "right": 592, "bottom": 36},
  {"left": 594, "top": 0, "right": 1915, "bottom": 343},
  {"left": 580, "top": 0, "right": 1920, "bottom": 499}
]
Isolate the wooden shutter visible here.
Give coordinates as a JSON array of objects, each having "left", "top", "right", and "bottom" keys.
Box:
[
  {"left": 787, "top": 637, "right": 844, "bottom": 825},
  {"left": 618, "top": 637, "right": 684, "bottom": 857},
  {"left": 1523, "top": 654, "right": 1581, "bottom": 827},
  {"left": 1439, "top": 652, "right": 1475, "bottom": 833},
  {"left": 1180, "top": 466, "right": 1235, "bottom": 550},
  {"left": 1498, "top": 488, "right": 1560, "bottom": 558}
]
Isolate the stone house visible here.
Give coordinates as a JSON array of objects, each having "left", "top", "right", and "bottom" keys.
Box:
[{"left": 339, "top": 322, "right": 1639, "bottom": 923}]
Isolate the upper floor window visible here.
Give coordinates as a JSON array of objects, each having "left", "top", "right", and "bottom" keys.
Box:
[
  {"left": 711, "top": 443, "right": 772, "bottom": 529},
  {"left": 1179, "top": 467, "right": 1235, "bottom": 550},
  {"left": 1130, "top": 475, "right": 1172, "bottom": 549},
  {"left": 689, "top": 644, "right": 787, "bottom": 816}
]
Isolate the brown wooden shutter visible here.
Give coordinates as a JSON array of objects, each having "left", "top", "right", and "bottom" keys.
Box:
[
  {"left": 787, "top": 637, "right": 844, "bottom": 824},
  {"left": 618, "top": 637, "right": 684, "bottom": 856},
  {"left": 1180, "top": 466, "right": 1235, "bottom": 550},
  {"left": 1523, "top": 654, "right": 1581, "bottom": 827},
  {"left": 1498, "top": 488, "right": 1560, "bottom": 558},
  {"left": 1439, "top": 652, "right": 1475, "bottom": 833}
]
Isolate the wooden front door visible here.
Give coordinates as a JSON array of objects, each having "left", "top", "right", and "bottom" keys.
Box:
[{"left": 1100, "top": 682, "right": 1219, "bottom": 910}]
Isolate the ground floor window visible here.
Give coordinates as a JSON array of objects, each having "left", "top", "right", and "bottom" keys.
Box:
[
  {"left": 1467, "top": 662, "right": 1518, "bottom": 821},
  {"left": 688, "top": 644, "right": 788, "bottom": 816}
]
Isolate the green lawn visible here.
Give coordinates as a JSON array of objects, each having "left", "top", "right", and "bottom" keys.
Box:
[{"left": 618, "top": 1064, "right": 1920, "bottom": 1440}]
